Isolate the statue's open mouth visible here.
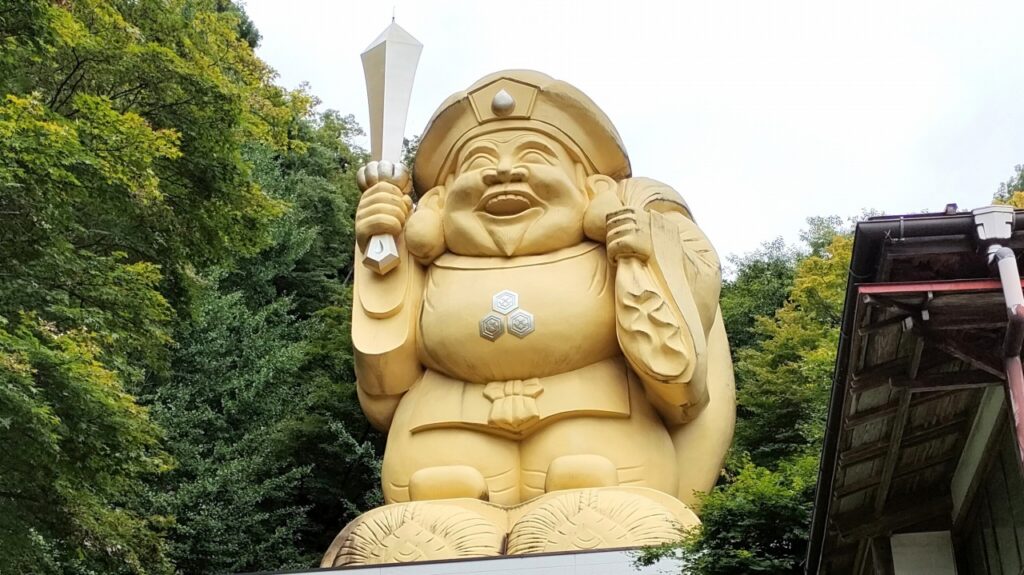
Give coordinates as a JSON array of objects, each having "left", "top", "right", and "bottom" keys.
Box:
[{"left": 479, "top": 186, "right": 537, "bottom": 217}]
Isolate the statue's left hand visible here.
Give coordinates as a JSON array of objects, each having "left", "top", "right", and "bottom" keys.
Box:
[{"left": 606, "top": 207, "right": 652, "bottom": 262}]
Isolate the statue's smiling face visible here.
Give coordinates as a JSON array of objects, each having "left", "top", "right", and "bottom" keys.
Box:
[{"left": 442, "top": 131, "right": 588, "bottom": 256}]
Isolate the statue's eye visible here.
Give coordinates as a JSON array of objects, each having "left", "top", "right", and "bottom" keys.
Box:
[
  {"left": 519, "top": 150, "right": 553, "bottom": 165},
  {"left": 462, "top": 154, "right": 495, "bottom": 172}
]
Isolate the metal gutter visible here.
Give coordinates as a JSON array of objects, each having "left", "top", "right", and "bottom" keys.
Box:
[
  {"left": 974, "top": 206, "right": 1024, "bottom": 472},
  {"left": 805, "top": 210, "right": 1024, "bottom": 574}
]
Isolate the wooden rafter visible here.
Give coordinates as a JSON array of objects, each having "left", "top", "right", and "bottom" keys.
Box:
[
  {"left": 851, "top": 358, "right": 909, "bottom": 388},
  {"left": 863, "top": 293, "right": 925, "bottom": 315},
  {"left": 834, "top": 497, "right": 952, "bottom": 541},
  {"left": 852, "top": 538, "right": 869, "bottom": 575},
  {"left": 839, "top": 415, "right": 969, "bottom": 466},
  {"left": 889, "top": 370, "right": 1002, "bottom": 392},
  {"left": 844, "top": 390, "right": 960, "bottom": 429},
  {"left": 870, "top": 536, "right": 895, "bottom": 575},
  {"left": 925, "top": 331, "right": 1005, "bottom": 379},
  {"left": 929, "top": 320, "right": 1008, "bottom": 331},
  {"left": 858, "top": 313, "right": 911, "bottom": 336},
  {"left": 835, "top": 450, "right": 961, "bottom": 498},
  {"left": 852, "top": 354, "right": 964, "bottom": 394},
  {"left": 874, "top": 391, "right": 912, "bottom": 513},
  {"left": 907, "top": 335, "right": 926, "bottom": 380},
  {"left": 844, "top": 402, "right": 901, "bottom": 429}
]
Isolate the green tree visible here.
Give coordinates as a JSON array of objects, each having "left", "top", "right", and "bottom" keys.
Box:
[
  {"left": 733, "top": 233, "right": 849, "bottom": 466},
  {"left": 637, "top": 455, "right": 818, "bottom": 574},
  {"left": 0, "top": 0, "right": 297, "bottom": 571},
  {"left": 1, "top": 0, "right": 293, "bottom": 290},
  {"left": 147, "top": 279, "right": 313, "bottom": 573},
  {"left": 144, "top": 97, "right": 383, "bottom": 572},
  {"left": 800, "top": 215, "right": 845, "bottom": 257},
  {"left": 0, "top": 319, "right": 174, "bottom": 574},
  {"left": 994, "top": 164, "right": 1024, "bottom": 208},
  {"left": 226, "top": 105, "right": 363, "bottom": 316},
  {"left": 230, "top": 103, "right": 384, "bottom": 557},
  {"left": 0, "top": 69, "right": 180, "bottom": 575},
  {"left": 720, "top": 238, "right": 798, "bottom": 354}
]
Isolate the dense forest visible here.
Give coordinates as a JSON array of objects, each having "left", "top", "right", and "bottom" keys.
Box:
[
  {"left": 2, "top": 1, "right": 1022, "bottom": 574},
  {"left": 1, "top": 1, "right": 377, "bottom": 572}
]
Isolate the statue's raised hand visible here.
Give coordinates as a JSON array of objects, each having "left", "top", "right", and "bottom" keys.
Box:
[
  {"left": 355, "top": 161, "right": 414, "bottom": 250},
  {"left": 606, "top": 207, "right": 652, "bottom": 263},
  {"left": 582, "top": 175, "right": 654, "bottom": 262}
]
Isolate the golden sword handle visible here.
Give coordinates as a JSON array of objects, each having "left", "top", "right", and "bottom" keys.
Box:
[{"left": 356, "top": 159, "right": 410, "bottom": 275}]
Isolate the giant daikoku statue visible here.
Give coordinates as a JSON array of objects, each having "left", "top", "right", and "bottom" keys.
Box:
[{"left": 322, "top": 68, "right": 736, "bottom": 567}]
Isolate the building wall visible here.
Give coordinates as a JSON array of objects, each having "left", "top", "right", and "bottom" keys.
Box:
[
  {"left": 891, "top": 532, "right": 957, "bottom": 575},
  {"left": 955, "top": 418, "right": 1024, "bottom": 575}
]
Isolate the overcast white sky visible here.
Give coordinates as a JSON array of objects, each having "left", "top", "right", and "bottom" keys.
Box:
[{"left": 245, "top": 0, "right": 1024, "bottom": 261}]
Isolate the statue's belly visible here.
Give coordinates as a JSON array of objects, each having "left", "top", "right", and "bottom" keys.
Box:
[{"left": 419, "top": 244, "right": 619, "bottom": 383}]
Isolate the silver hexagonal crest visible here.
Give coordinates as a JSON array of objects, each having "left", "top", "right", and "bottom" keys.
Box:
[
  {"left": 479, "top": 314, "right": 505, "bottom": 342},
  {"left": 507, "top": 309, "right": 534, "bottom": 338},
  {"left": 492, "top": 290, "right": 519, "bottom": 315}
]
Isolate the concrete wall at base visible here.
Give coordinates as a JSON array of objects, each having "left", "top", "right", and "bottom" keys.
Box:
[
  {"left": 891, "top": 531, "right": 957, "bottom": 575},
  {"left": 244, "top": 550, "right": 682, "bottom": 575}
]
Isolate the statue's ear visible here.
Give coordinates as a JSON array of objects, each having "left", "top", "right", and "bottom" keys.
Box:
[
  {"left": 585, "top": 174, "right": 617, "bottom": 200},
  {"left": 406, "top": 186, "right": 447, "bottom": 265},
  {"left": 417, "top": 185, "right": 444, "bottom": 211},
  {"left": 583, "top": 175, "right": 624, "bottom": 242}
]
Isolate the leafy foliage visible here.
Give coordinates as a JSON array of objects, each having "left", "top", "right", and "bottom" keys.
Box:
[
  {"left": 730, "top": 232, "right": 848, "bottom": 470},
  {"left": 1, "top": 1, "right": 380, "bottom": 572},
  {"left": 994, "top": 164, "right": 1024, "bottom": 208},
  {"left": 239, "top": 102, "right": 383, "bottom": 552},
  {"left": 720, "top": 239, "right": 798, "bottom": 354},
  {"left": 0, "top": 318, "right": 173, "bottom": 574},
  {"left": 144, "top": 102, "right": 383, "bottom": 571},
  {"left": 636, "top": 455, "right": 818, "bottom": 574},
  {"left": 147, "top": 280, "right": 314, "bottom": 573}
]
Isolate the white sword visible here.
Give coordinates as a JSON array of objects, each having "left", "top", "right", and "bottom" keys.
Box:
[{"left": 359, "top": 21, "right": 422, "bottom": 275}]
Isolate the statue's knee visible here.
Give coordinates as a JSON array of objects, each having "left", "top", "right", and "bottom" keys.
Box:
[
  {"left": 409, "top": 465, "right": 489, "bottom": 501},
  {"left": 544, "top": 454, "right": 618, "bottom": 492}
]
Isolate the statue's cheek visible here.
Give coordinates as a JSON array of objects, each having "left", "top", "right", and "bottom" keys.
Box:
[{"left": 406, "top": 209, "right": 445, "bottom": 264}]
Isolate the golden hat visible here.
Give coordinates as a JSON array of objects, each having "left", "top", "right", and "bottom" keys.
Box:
[{"left": 413, "top": 70, "right": 631, "bottom": 194}]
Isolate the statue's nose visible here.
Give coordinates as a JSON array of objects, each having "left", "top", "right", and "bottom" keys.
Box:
[{"left": 483, "top": 159, "right": 527, "bottom": 185}]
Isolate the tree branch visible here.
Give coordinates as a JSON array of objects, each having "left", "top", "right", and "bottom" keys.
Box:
[{"left": 47, "top": 48, "right": 86, "bottom": 110}]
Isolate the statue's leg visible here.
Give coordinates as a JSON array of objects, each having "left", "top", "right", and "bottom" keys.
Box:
[
  {"left": 519, "top": 376, "right": 677, "bottom": 501},
  {"left": 507, "top": 380, "right": 692, "bottom": 556},
  {"left": 328, "top": 377, "right": 515, "bottom": 568},
  {"left": 382, "top": 424, "right": 519, "bottom": 505},
  {"left": 328, "top": 424, "right": 513, "bottom": 567}
]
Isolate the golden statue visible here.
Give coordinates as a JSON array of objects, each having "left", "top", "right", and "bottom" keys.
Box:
[{"left": 322, "top": 70, "right": 736, "bottom": 567}]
